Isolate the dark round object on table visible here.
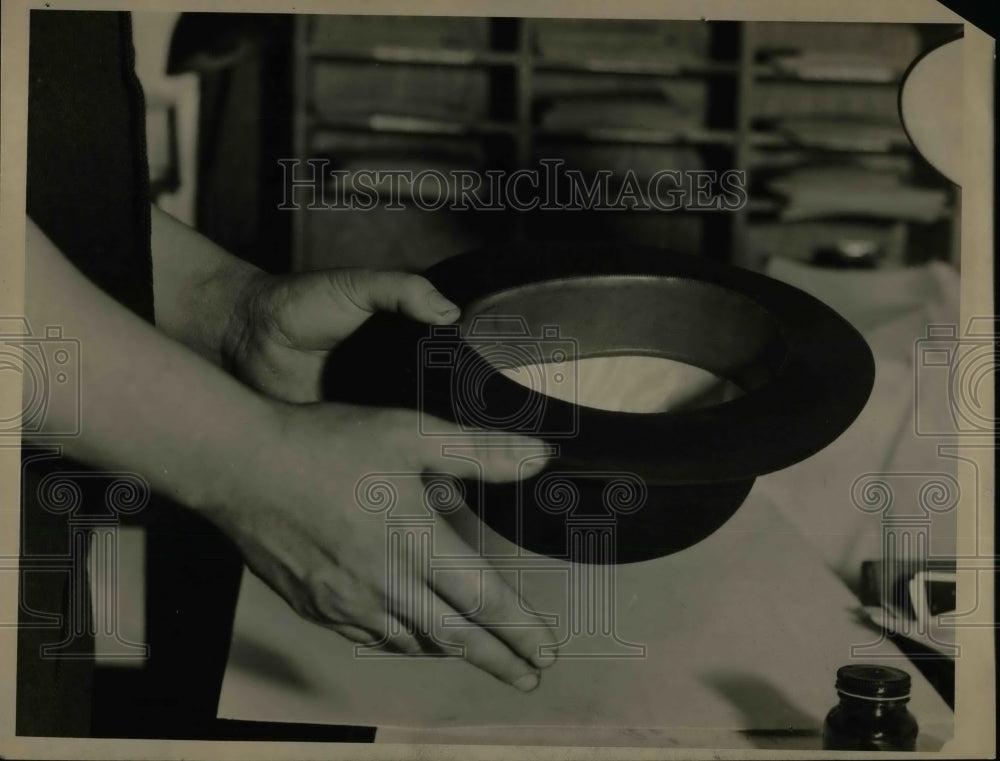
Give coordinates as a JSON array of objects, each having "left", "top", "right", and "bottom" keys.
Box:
[
  {"left": 823, "top": 665, "right": 918, "bottom": 751},
  {"left": 323, "top": 242, "right": 875, "bottom": 564},
  {"left": 836, "top": 664, "right": 912, "bottom": 699}
]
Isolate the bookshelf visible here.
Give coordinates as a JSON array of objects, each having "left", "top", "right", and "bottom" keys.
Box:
[{"left": 288, "top": 17, "right": 962, "bottom": 274}]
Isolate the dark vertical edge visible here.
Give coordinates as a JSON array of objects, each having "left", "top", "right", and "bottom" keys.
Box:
[
  {"left": 290, "top": 15, "right": 310, "bottom": 271},
  {"left": 513, "top": 16, "right": 533, "bottom": 242},
  {"left": 256, "top": 14, "right": 295, "bottom": 274},
  {"left": 702, "top": 20, "right": 739, "bottom": 262},
  {"left": 731, "top": 21, "right": 755, "bottom": 270}
]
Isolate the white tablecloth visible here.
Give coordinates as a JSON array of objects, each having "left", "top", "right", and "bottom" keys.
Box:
[{"left": 218, "top": 486, "right": 952, "bottom": 750}]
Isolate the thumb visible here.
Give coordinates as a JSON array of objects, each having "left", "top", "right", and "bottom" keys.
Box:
[
  {"left": 330, "top": 269, "right": 460, "bottom": 324},
  {"left": 270, "top": 269, "right": 461, "bottom": 348}
]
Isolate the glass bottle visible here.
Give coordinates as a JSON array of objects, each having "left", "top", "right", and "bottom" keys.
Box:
[{"left": 823, "top": 664, "right": 919, "bottom": 751}]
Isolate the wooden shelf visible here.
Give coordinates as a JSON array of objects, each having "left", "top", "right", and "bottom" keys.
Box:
[
  {"left": 749, "top": 132, "right": 916, "bottom": 155},
  {"left": 534, "top": 57, "right": 738, "bottom": 78},
  {"left": 307, "top": 46, "right": 519, "bottom": 68},
  {"left": 290, "top": 17, "right": 960, "bottom": 271},
  {"left": 536, "top": 125, "right": 737, "bottom": 147},
  {"left": 308, "top": 112, "right": 518, "bottom": 139},
  {"left": 753, "top": 65, "right": 901, "bottom": 85}
]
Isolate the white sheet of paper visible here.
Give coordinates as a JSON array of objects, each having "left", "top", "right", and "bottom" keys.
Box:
[{"left": 217, "top": 486, "right": 953, "bottom": 747}]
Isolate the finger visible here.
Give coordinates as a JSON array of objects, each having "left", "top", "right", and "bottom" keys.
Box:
[
  {"left": 331, "top": 269, "right": 460, "bottom": 324},
  {"left": 421, "top": 589, "right": 543, "bottom": 692},
  {"left": 411, "top": 419, "right": 553, "bottom": 483},
  {"left": 311, "top": 585, "right": 424, "bottom": 656},
  {"left": 247, "top": 557, "right": 426, "bottom": 655},
  {"left": 326, "top": 616, "right": 425, "bottom": 656},
  {"left": 264, "top": 270, "right": 459, "bottom": 349},
  {"left": 325, "top": 623, "right": 381, "bottom": 644},
  {"left": 429, "top": 519, "right": 560, "bottom": 670}
]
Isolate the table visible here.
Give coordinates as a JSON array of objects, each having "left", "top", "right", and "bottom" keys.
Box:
[{"left": 217, "top": 483, "right": 953, "bottom": 751}]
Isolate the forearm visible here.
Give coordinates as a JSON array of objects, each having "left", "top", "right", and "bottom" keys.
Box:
[
  {"left": 24, "top": 216, "right": 276, "bottom": 512},
  {"left": 149, "top": 204, "right": 264, "bottom": 366}
]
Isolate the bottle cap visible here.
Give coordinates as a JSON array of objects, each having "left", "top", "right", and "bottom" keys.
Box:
[{"left": 836, "top": 664, "right": 911, "bottom": 700}]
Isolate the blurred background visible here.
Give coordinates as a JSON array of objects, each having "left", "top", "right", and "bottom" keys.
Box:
[{"left": 135, "top": 14, "right": 962, "bottom": 275}]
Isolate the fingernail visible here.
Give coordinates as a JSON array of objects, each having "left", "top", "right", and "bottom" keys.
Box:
[
  {"left": 427, "top": 289, "right": 460, "bottom": 317},
  {"left": 512, "top": 436, "right": 551, "bottom": 453},
  {"left": 513, "top": 671, "right": 540, "bottom": 692},
  {"left": 532, "top": 643, "right": 557, "bottom": 669},
  {"left": 517, "top": 452, "right": 551, "bottom": 476}
]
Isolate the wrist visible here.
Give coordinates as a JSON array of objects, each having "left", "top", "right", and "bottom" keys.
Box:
[
  {"left": 149, "top": 205, "right": 268, "bottom": 365},
  {"left": 217, "top": 265, "right": 271, "bottom": 373},
  {"left": 175, "top": 390, "right": 290, "bottom": 518}
]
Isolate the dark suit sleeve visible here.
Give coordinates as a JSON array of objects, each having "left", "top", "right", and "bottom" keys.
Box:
[
  {"left": 18, "top": 11, "right": 154, "bottom": 738},
  {"left": 26, "top": 10, "right": 154, "bottom": 323}
]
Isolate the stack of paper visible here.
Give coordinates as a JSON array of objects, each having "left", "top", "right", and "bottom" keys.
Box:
[
  {"left": 754, "top": 81, "right": 903, "bottom": 122},
  {"left": 765, "top": 51, "right": 900, "bottom": 82},
  {"left": 309, "top": 15, "right": 490, "bottom": 53},
  {"left": 311, "top": 64, "right": 490, "bottom": 122},
  {"left": 767, "top": 165, "right": 949, "bottom": 223},
  {"left": 754, "top": 22, "right": 922, "bottom": 72},
  {"left": 532, "top": 19, "right": 710, "bottom": 63},
  {"left": 773, "top": 116, "right": 911, "bottom": 153}
]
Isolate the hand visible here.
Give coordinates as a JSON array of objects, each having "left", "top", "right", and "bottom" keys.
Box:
[
  {"left": 201, "top": 401, "right": 559, "bottom": 691},
  {"left": 223, "top": 268, "right": 460, "bottom": 403}
]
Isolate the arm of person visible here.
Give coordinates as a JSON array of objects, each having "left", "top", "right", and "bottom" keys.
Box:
[
  {"left": 146, "top": 204, "right": 262, "bottom": 366},
  {"left": 25, "top": 214, "right": 273, "bottom": 509},
  {"left": 148, "top": 205, "right": 460, "bottom": 402},
  {"left": 23, "top": 216, "right": 557, "bottom": 689}
]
